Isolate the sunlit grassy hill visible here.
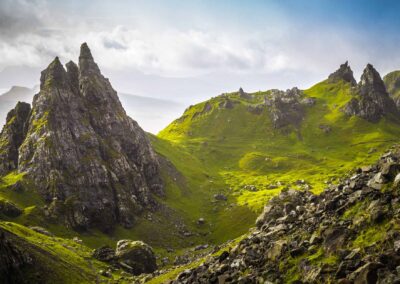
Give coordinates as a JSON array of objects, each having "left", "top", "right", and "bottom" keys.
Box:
[{"left": 152, "top": 78, "right": 400, "bottom": 245}]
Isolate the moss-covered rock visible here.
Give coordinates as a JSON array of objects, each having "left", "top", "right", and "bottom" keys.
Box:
[
  {"left": 115, "top": 239, "right": 157, "bottom": 275},
  {"left": 0, "top": 43, "right": 164, "bottom": 232}
]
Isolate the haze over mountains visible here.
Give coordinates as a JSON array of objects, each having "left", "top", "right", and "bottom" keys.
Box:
[{"left": 0, "top": 85, "right": 183, "bottom": 134}]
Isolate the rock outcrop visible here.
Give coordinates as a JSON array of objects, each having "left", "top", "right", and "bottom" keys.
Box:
[
  {"left": 328, "top": 61, "right": 357, "bottom": 86},
  {"left": 0, "top": 102, "right": 31, "bottom": 175},
  {"left": 115, "top": 240, "right": 157, "bottom": 275},
  {"left": 344, "top": 64, "right": 399, "bottom": 122},
  {"left": 0, "top": 43, "right": 163, "bottom": 232},
  {"left": 265, "top": 87, "right": 306, "bottom": 128},
  {"left": 174, "top": 147, "right": 400, "bottom": 283}
]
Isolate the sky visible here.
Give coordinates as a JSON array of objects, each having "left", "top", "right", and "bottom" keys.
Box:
[{"left": 1, "top": 0, "right": 400, "bottom": 131}]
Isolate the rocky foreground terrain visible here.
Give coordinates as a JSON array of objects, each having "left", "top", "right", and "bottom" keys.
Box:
[{"left": 172, "top": 147, "right": 400, "bottom": 283}]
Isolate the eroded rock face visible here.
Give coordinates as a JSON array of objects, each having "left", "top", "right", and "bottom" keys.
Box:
[
  {"left": 0, "top": 102, "right": 31, "bottom": 175},
  {"left": 266, "top": 87, "right": 306, "bottom": 128},
  {"left": 0, "top": 43, "right": 163, "bottom": 232},
  {"left": 343, "top": 64, "right": 399, "bottom": 122},
  {"left": 328, "top": 61, "right": 357, "bottom": 86},
  {"left": 115, "top": 240, "right": 157, "bottom": 275}
]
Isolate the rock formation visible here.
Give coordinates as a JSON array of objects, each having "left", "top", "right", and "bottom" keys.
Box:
[
  {"left": 328, "top": 61, "right": 357, "bottom": 86},
  {"left": 115, "top": 240, "right": 157, "bottom": 275},
  {"left": 0, "top": 43, "right": 164, "bottom": 232},
  {"left": 266, "top": 87, "right": 306, "bottom": 128},
  {"left": 344, "top": 64, "right": 399, "bottom": 122}
]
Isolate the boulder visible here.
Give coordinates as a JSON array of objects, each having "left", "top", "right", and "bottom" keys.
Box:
[
  {"left": 115, "top": 240, "right": 157, "bottom": 275},
  {"left": 349, "top": 262, "right": 384, "bottom": 284},
  {"left": 214, "top": 194, "right": 228, "bottom": 201}
]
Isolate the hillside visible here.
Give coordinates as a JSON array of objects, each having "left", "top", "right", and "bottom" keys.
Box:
[
  {"left": 158, "top": 146, "right": 400, "bottom": 283},
  {"left": 384, "top": 70, "right": 400, "bottom": 108},
  {"left": 1, "top": 46, "right": 400, "bottom": 283},
  {"left": 152, "top": 62, "right": 400, "bottom": 246}
]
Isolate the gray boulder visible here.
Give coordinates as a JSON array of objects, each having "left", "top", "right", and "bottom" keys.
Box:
[{"left": 115, "top": 240, "right": 157, "bottom": 275}]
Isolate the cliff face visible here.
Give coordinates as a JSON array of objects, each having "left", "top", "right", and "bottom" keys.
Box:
[{"left": 0, "top": 43, "right": 163, "bottom": 232}]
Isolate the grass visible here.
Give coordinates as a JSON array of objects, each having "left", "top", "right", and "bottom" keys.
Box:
[
  {"left": 1, "top": 76, "right": 400, "bottom": 282},
  {"left": 153, "top": 78, "right": 400, "bottom": 250},
  {"left": 0, "top": 221, "right": 127, "bottom": 283}
]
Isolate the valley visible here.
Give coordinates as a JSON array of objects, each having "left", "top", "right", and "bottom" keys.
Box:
[{"left": 1, "top": 44, "right": 400, "bottom": 283}]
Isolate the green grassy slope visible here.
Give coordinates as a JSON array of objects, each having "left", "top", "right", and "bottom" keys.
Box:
[
  {"left": 384, "top": 70, "right": 400, "bottom": 102},
  {"left": 153, "top": 79, "right": 400, "bottom": 246},
  {"left": 0, "top": 221, "right": 127, "bottom": 283}
]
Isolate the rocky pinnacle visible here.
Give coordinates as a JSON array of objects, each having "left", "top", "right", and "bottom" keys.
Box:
[
  {"left": 328, "top": 61, "right": 357, "bottom": 86},
  {"left": 343, "top": 64, "right": 399, "bottom": 122},
  {"left": 1, "top": 43, "right": 164, "bottom": 232}
]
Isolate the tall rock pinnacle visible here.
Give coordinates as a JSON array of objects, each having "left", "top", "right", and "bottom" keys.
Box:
[
  {"left": 79, "top": 42, "right": 101, "bottom": 76},
  {"left": 0, "top": 43, "right": 164, "bottom": 232},
  {"left": 343, "top": 64, "right": 399, "bottom": 122}
]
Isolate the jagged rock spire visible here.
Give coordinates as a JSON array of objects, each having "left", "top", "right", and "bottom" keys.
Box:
[
  {"left": 328, "top": 61, "right": 357, "bottom": 85},
  {"left": 79, "top": 42, "right": 101, "bottom": 76},
  {"left": 40, "top": 57, "right": 68, "bottom": 89},
  {"left": 343, "top": 63, "right": 398, "bottom": 122},
  {"left": 359, "top": 63, "right": 387, "bottom": 95},
  {"left": 11, "top": 43, "right": 163, "bottom": 232}
]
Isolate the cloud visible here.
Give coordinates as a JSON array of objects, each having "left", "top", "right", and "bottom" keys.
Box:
[
  {"left": 0, "top": 0, "right": 47, "bottom": 37},
  {"left": 1, "top": 0, "right": 399, "bottom": 87}
]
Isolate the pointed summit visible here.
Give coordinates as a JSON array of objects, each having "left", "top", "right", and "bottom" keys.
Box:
[
  {"left": 343, "top": 63, "right": 398, "bottom": 122},
  {"left": 79, "top": 42, "right": 100, "bottom": 76},
  {"left": 328, "top": 61, "right": 356, "bottom": 85},
  {"left": 40, "top": 57, "right": 68, "bottom": 89},
  {"left": 80, "top": 42, "right": 93, "bottom": 60},
  {"left": 359, "top": 63, "right": 387, "bottom": 95}
]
